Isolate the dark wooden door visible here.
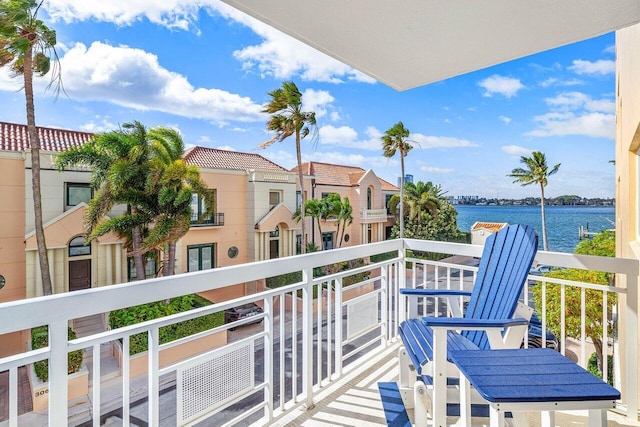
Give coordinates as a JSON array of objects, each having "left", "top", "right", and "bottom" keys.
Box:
[{"left": 69, "top": 259, "right": 91, "bottom": 291}]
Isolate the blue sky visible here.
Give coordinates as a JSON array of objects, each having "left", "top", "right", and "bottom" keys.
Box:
[{"left": 0, "top": 1, "right": 616, "bottom": 199}]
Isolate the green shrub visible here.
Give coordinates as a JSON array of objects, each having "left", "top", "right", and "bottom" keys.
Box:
[
  {"left": 109, "top": 295, "right": 224, "bottom": 355},
  {"left": 31, "top": 326, "right": 83, "bottom": 383},
  {"left": 588, "top": 352, "right": 614, "bottom": 386}
]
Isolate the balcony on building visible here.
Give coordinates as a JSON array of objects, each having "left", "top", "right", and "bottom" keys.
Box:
[{"left": 190, "top": 211, "right": 224, "bottom": 227}]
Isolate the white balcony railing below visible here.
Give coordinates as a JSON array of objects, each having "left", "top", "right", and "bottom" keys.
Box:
[{"left": 0, "top": 238, "right": 637, "bottom": 426}]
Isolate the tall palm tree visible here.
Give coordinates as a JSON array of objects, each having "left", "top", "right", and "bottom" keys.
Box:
[
  {"left": 336, "top": 197, "right": 353, "bottom": 248},
  {"left": 261, "top": 81, "right": 316, "bottom": 253},
  {"left": 57, "top": 122, "right": 156, "bottom": 280},
  {"left": 507, "top": 151, "right": 560, "bottom": 251},
  {"left": 145, "top": 127, "right": 213, "bottom": 276},
  {"left": 1, "top": 0, "right": 62, "bottom": 295},
  {"left": 382, "top": 121, "right": 413, "bottom": 238}
]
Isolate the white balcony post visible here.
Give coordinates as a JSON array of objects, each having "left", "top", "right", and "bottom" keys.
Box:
[
  {"left": 148, "top": 326, "right": 160, "bottom": 427},
  {"left": 626, "top": 271, "right": 638, "bottom": 419},
  {"left": 264, "top": 296, "right": 274, "bottom": 421},
  {"left": 48, "top": 320, "right": 69, "bottom": 426},
  {"left": 381, "top": 264, "right": 388, "bottom": 345},
  {"left": 399, "top": 244, "right": 407, "bottom": 323},
  {"left": 334, "top": 277, "right": 343, "bottom": 379},
  {"left": 302, "top": 267, "right": 315, "bottom": 409}
]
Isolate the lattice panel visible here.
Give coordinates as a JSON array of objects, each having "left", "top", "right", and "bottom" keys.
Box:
[
  {"left": 346, "top": 293, "right": 378, "bottom": 340},
  {"left": 177, "top": 342, "right": 254, "bottom": 425}
]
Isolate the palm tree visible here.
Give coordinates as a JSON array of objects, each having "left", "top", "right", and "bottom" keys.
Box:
[
  {"left": 144, "top": 127, "right": 213, "bottom": 276},
  {"left": 405, "top": 181, "right": 440, "bottom": 223},
  {"left": 382, "top": 121, "right": 414, "bottom": 238},
  {"left": 57, "top": 122, "right": 156, "bottom": 280},
  {"left": 1, "top": 0, "right": 62, "bottom": 295},
  {"left": 336, "top": 197, "right": 353, "bottom": 248},
  {"left": 261, "top": 81, "right": 316, "bottom": 253},
  {"left": 507, "top": 151, "right": 560, "bottom": 251}
]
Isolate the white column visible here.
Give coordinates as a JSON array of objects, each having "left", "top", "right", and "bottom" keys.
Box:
[
  {"left": 33, "top": 251, "right": 42, "bottom": 297},
  {"left": 105, "top": 244, "right": 113, "bottom": 286},
  {"left": 114, "top": 244, "right": 122, "bottom": 284},
  {"left": 47, "top": 249, "right": 55, "bottom": 293}
]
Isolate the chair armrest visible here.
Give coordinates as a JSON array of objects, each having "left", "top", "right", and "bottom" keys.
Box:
[
  {"left": 422, "top": 317, "right": 529, "bottom": 331},
  {"left": 400, "top": 288, "right": 473, "bottom": 297}
]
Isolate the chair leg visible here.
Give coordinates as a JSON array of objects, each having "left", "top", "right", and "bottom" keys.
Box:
[
  {"left": 541, "top": 411, "right": 555, "bottom": 427},
  {"left": 490, "top": 405, "right": 506, "bottom": 427},
  {"left": 414, "top": 381, "right": 431, "bottom": 427},
  {"left": 398, "top": 348, "right": 415, "bottom": 408},
  {"left": 588, "top": 409, "right": 606, "bottom": 427}
]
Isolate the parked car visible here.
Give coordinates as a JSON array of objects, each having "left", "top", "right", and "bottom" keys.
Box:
[
  {"left": 224, "top": 302, "right": 264, "bottom": 329},
  {"left": 529, "top": 264, "right": 565, "bottom": 276},
  {"left": 525, "top": 312, "right": 560, "bottom": 351}
]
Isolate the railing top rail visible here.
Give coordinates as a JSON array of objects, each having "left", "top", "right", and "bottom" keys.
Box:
[{"left": 405, "top": 238, "right": 640, "bottom": 276}]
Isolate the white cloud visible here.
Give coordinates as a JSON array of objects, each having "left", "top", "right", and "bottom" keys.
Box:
[
  {"left": 525, "top": 112, "right": 614, "bottom": 139},
  {"left": 502, "top": 145, "right": 532, "bottom": 156},
  {"left": 329, "top": 111, "right": 342, "bottom": 122},
  {"left": 318, "top": 125, "right": 381, "bottom": 150},
  {"left": 478, "top": 75, "right": 525, "bottom": 98},
  {"left": 261, "top": 149, "right": 296, "bottom": 169},
  {"left": 43, "top": 1, "right": 376, "bottom": 85},
  {"left": 302, "top": 89, "right": 335, "bottom": 119},
  {"left": 539, "top": 77, "right": 583, "bottom": 88},
  {"left": 305, "top": 151, "right": 392, "bottom": 168},
  {"left": 499, "top": 115, "right": 512, "bottom": 124},
  {"left": 603, "top": 45, "right": 616, "bottom": 54},
  {"left": 539, "top": 77, "right": 557, "bottom": 88},
  {"left": 545, "top": 92, "right": 614, "bottom": 113},
  {"left": 568, "top": 59, "right": 615, "bottom": 76},
  {"left": 198, "top": 136, "right": 212, "bottom": 144},
  {"left": 49, "top": 42, "right": 265, "bottom": 125},
  {"left": 411, "top": 134, "right": 478, "bottom": 149},
  {"left": 420, "top": 165, "right": 454, "bottom": 174},
  {"left": 216, "top": 145, "right": 236, "bottom": 151},
  {"left": 526, "top": 91, "right": 615, "bottom": 139},
  {"left": 78, "top": 117, "right": 118, "bottom": 133}
]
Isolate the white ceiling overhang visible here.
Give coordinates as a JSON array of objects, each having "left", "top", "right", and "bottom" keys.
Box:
[{"left": 220, "top": 0, "right": 640, "bottom": 91}]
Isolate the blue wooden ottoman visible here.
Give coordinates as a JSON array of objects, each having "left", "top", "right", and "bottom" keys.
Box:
[{"left": 449, "top": 348, "right": 620, "bottom": 427}]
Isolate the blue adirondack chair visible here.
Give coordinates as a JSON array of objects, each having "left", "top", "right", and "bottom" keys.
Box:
[{"left": 397, "top": 224, "right": 538, "bottom": 426}]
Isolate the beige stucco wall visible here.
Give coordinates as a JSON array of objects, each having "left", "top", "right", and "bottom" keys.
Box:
[
  {"left": 0, "top": 155, "right": 26, "bottom": 304},
  {"left": 615, "top": 23, "right": 640, "bottom": 410},
  {"left": 0, "top": 154, "right": 29, "bottom": 356}
]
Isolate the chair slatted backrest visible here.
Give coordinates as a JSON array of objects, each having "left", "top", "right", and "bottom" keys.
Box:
[{"left": 462, "top": 224, "right": 538, "bottom": 350}]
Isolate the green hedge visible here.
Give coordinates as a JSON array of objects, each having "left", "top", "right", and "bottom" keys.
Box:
[
  {"left": 588, "top": 352, "right": 614, "bottom": 386},
  {"left": 109, "top": 295, "right": 224, "bottom": 355},
  {"left": 31, "top": 326, "right": 83, "bottom": 383}
]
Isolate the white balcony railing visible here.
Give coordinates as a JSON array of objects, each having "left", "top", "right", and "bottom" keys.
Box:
[
  {"left": 360, "top": 208, "right": 388, "bottom": 220},
  {"left": 0, "top": 239, "right": 637, "bottom": 426}
]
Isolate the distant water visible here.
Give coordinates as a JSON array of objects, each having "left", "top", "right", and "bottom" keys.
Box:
[{"left": 455, "top": 205, "right": 615, "bottom": 253}]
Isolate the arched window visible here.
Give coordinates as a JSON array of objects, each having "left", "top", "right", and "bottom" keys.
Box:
[
  {"left": 68, "top": 236, "right": 90, "bottom": 257},
  {"left": 367, "top": 187, "right": 372, "bottom": 209}
]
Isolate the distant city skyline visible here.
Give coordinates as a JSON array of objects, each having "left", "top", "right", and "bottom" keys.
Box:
[{"left": 0, "top": 1, "right": 615, "bottom": 199}]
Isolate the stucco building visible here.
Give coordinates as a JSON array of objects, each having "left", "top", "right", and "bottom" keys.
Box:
[{"left": 293, "top": 161, "right": 398, "bottom": 250}]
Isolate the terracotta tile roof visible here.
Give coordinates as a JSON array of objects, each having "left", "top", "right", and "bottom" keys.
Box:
[
  {"left": 471, "top": 222, "right": 509, "bottom": 232},
  {"left": 379, "top": 178, "right": 399, "bottom": 191},
  {"left": 184, "top": 146, "right": 288, "bottom": 172},
  {"left": 0, "top": 121, "right": 93, "bottom": 152},
  {"left": 294, "top": 161, "right": 400, "bottom": 191}
]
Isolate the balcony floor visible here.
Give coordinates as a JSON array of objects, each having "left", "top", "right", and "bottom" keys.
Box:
[{"left": 273, "top": 343, "right": 640, "bottom": 427}]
